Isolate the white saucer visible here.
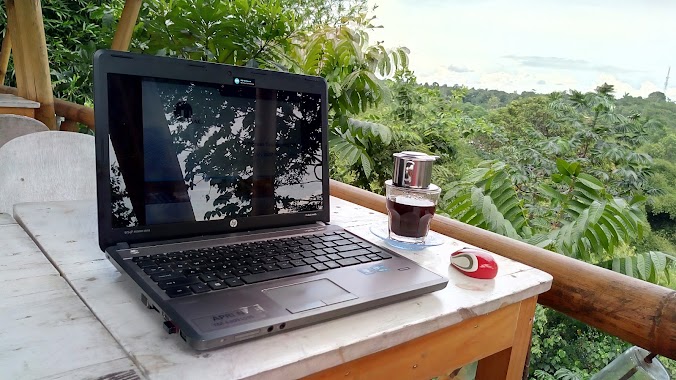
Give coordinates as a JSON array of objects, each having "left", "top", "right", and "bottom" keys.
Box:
[{"left": 369, "top": 224, "right": 444, "bottom": 251}]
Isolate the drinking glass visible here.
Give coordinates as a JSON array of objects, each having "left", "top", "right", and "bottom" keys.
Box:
[{"left": 385, "top": 180, "right": 440, "bottom": 244}]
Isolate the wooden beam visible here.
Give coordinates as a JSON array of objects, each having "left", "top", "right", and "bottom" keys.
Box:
[
  {"left": 111, "top": 0, "right": 143, "bottom": 51},
  {"left": 7, "top": 0, "right": 56, "bottom": 129},
  {"left": 329, "top": 179, "right": 676, "bottom": 359},
  {"left": 0, "top": 30, "right": 11, "bottom": 85}
]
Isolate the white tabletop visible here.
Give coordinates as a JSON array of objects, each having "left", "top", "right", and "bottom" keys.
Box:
[
  {"left": 13, "top": 198, "right": 552, "bottom": 380},
  {"left": 0, "top": 213, "right": 141, "bottom": 380},
  {"left": 0, "top": 94, "right": 40, "bottom": 108}
]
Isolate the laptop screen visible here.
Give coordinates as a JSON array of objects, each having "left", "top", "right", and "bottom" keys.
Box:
[{"left": 106, "top": 73, "right": 324, "bottom": 229}]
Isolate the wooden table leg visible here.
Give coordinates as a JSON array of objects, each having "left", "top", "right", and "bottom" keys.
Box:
[{"left": 476, "top": 296, "right": 538, "bottom": 380}]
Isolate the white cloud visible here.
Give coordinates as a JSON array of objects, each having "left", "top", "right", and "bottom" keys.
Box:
[
  {"left": 594, "top": 74, "right": 676, "bottom": 99},
  {"left": 366, "top": 0, "right": 676, "bottom": 98}
]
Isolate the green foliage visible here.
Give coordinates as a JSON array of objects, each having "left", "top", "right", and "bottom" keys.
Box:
[
  {"left": 468, "top": 85, "right": 660, "bottom": 201},
  {"left": 330, "top": 118, "right": 392, "bottom": 185},
  {"left": 131, "top": 0, "right": 408, "bottom": 192},
  {"left": 289, "top": 17, "right": 408, "bottom": 126},
  {"left": 442, "top": 161, "right": 528, "bottom": 240},
  {"left": 330, "top": 70, "right": 484, "bottom": 192},
  {"left": 530, "top": 306, "right": 629, "bottom": 379},
  {"left": 547, "top": 86, "right": 657, "bottom": 197},
  {"left": 441, "top": 159, "right": 649, "bottom": 263},
  {"left": 597, "top": 251, "right": 676, "bottom": 286},
  {"left": 137, "top": 0, "right": 298, "bottom": 66},
  {"left": 540, "top": 159, "right": 646, "bottom": 261}
]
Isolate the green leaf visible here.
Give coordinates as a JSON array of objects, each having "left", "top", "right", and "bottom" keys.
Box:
[
  {"left": 649, "top": 251, "right": 667, "bottom": 274},
  {"left": 556, "top": 159, "right": 571, "bottom": 176},
  {"left": 636, "top": 254, "right": 650, "bottom": 280},
  {"left": 587, "top": 200, "right": 605, "bottom": 224},
  {"left": 526, "top": 234, "right": 554, "bottom": 248},
  {"left": 360, "top": 153, "right": 372, "bottom": 178},
  {"left": 592, "top": 224, "right": 610, "bottom": 252},
  {"left": 540, "top": 184, "right": 563, "bottom": 202},
  {"left": 597, "top": 251, "right": 676, "bottom": 285},
  {"left": 577, "top": 173, "right": 604, "bottom": 190},
  {"left": 464, "top": 167, "right": 490, "bottom": 183}
]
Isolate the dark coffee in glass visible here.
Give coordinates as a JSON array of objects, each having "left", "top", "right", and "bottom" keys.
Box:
[
  {"left": 386, "top": 197, "right": 436, "bottom": 238},
  {"left": 385, "top": 180, "right": 440, "bottom": 244}
]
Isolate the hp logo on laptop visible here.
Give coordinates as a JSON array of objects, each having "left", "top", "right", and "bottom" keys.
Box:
[
  {"left": 230, "top": 219, "right": 238, "bottom": 228},
  {"left": 234, "top": 78, "right": 240, "bottom": 85}
]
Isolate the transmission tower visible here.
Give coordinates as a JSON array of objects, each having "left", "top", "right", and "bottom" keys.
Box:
[{"left": 665, "top": 67, "right": 671, "bottom": 93}]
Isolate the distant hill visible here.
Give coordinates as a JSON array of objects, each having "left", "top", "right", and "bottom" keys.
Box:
[{"left": 422, "top": 83, "right": 539, "bottom": 108}]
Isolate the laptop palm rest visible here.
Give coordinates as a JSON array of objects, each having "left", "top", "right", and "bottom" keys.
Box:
[{"left": 263, "top": 279, "right": 358, "bottom": 314}]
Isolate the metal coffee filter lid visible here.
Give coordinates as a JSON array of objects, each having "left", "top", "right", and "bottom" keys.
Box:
[
  {"left": 392, "top": 151, "right": 438, "bottom": 188},
  {"left": 393, "top": 151, "right": 438, "bottom": 161}
]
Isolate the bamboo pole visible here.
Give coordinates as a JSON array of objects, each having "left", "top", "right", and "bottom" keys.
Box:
[
  {"left": 0, "top": 30, "right": 11, "bottom": 85},
  {"left": 111, "top": 0, "right": 143, "bottom": 51},
  {"left": 5, "top": 1, "right": 27, "bottom": 97},
  {"left": 329, "top": 179, "right": 676, "bottom": 359},
  {"left": 7, "top": 0, "right": 56, "bottom": 129}
]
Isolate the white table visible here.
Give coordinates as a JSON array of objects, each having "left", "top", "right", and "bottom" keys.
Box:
[
  {"left": 0, "top": 93, "right": 40, "bottom": 118},
  {"left": 13, "top": 198, "right": 552, "bottom": 380},
  {"left": 0, "top": 213, "right": 141, "bottom": 380}
]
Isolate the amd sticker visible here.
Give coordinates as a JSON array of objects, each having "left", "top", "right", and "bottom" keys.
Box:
[{"left": 194, "top": 304, "right": 267, "bottom": 332}]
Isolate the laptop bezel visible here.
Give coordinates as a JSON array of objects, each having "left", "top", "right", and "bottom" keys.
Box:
[{"left": 93, "top": 50, "right": 330, "bottom": 251}]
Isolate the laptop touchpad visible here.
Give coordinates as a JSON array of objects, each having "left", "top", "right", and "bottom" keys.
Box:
[{"left": 263, "top": 279, "right": 358, "bottom": 314}]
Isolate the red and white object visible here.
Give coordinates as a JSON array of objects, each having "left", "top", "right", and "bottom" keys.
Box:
[{"left": 450, "top": 247, "right": 499, "bottom": 279}]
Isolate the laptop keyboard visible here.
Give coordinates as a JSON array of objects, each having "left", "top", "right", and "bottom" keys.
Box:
[{"left": 131, "top": 231, "right": 393, "bottom": 298}]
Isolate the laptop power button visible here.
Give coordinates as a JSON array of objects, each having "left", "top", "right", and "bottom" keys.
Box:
[{"left": 234, "top": 329, "right": 261, "bottom": 341}]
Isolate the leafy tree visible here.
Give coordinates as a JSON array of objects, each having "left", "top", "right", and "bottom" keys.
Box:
[
  {"left": 548, "top": 84, "right": 658, "bottom": 196},
  {"left": 530, "top": 306, "right": 628, "bottom": 379},
  {"left": 132, "top": 0, "right": 408, "bottom": 194},
  {"left": 136, "top": 0, "right": 298, "bottom": 66},
  {"left": 440, "top": 159, "right": 676, "bottom": 281},
  {"left": 330, "top": 70, "right": 485, "bottom": 192},
  {"left": 647, "top": 91, "right": 667, "bottom": 102},
  {"left": 617, "top": 94, "right": 676, "bottom": 251}
]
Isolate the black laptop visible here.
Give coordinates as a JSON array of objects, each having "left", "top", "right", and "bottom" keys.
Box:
[{"left": 93, "top": 50, "right": 447, "bottom": 350}]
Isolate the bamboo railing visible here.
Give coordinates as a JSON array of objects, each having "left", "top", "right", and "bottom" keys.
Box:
[{"left": 330, "top": 179, "right": 676, "bottom": 360}]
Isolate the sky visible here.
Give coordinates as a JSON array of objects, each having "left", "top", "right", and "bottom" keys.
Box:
[{"left": 366, "top": 0, "right": 676, "bottom": 98}]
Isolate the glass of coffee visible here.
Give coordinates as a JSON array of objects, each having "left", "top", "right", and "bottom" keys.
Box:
[
  {"left": 385, "top": 181, "right": 440, "bottom": 244},
  {"left": 385, "top": 151, "right": 440, "bottom": 245}
]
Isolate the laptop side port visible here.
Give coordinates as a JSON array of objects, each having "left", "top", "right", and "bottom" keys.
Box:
[
  {"left": 163, "top": 320, "right": 178, "bottom": 335},
  {"left": 179, "top": 330, "right": 187, "bottom": 342},
  {"left": 140, "top": 293, "right": 160, "bottom": 313}
]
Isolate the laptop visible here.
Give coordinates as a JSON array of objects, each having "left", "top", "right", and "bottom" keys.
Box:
[{"left": 93, "top": 49, "right": 448, "bottom": 350}]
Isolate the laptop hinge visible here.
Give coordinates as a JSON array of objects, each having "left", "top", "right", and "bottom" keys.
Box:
[{"left": 116, "top": 242, "right": 130, "bottom": 250}]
